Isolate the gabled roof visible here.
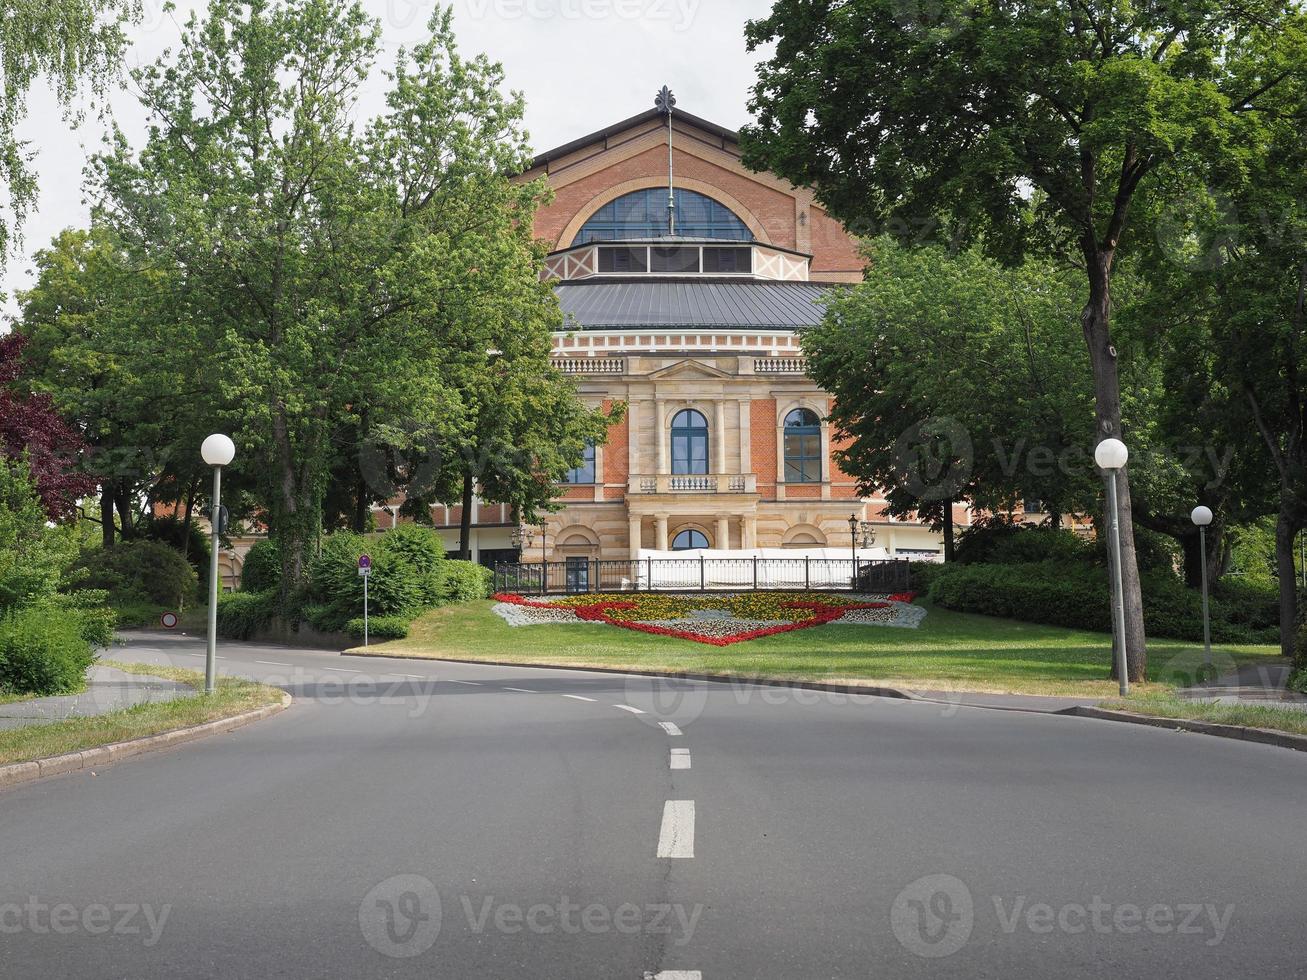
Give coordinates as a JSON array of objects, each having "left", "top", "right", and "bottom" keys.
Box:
[
  {"left": 531, "top": 108, "right": 740, "bottom": 170},
  {"left": 554, "top": 279, "right": 840, "bottom": 331}
]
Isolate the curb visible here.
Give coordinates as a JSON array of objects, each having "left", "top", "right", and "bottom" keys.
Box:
[
  {"left": 340, "top": 650, "right": 921, "bottom": 702},
  {"left": 0, "top": 692, "right": 292, "bottom": 792},
  {"left": 1062, "top": 705, "right": 1307, "bottom": 754}
]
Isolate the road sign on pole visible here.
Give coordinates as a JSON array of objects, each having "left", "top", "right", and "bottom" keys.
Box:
[{"left": 358, "top": 555, "right": 371, "bottom": 646}]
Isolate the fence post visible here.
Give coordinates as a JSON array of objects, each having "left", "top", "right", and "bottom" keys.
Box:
[
  {"left": 700, "top": 555, "right": 706, "bottom": 592},
  {"left": 753, "top": 556, "right": 758, "bottom": 590},
  {"left": 805, "top": 556, "right": 810, "bottom": 591},
  {"left": 647, "top": 557, "right": 653, "bottom": 592},
  {"left": 541, "top": 562, "right": 548, "bottom": 596}
]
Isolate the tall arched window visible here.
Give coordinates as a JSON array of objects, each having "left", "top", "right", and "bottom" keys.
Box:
[
  {"left": 671, "top": 409, "right": 709, "bottom": 475},
  {"left": 784, "top": 409, "right": 822, "bottom": 483},
  {"left": 672, "top": 529, "right": 710, "bottom": 551},
  {"left": 575, "top": 188, "right": 754, "bottom": 243}
]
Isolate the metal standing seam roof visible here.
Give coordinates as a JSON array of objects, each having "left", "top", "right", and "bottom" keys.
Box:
[{"left": 553, "top": 280, "right": 840, "bottom": 330}]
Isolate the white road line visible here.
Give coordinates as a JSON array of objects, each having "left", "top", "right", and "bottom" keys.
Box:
[
  {"left": 323, "top": 667, "right": 360, "bottom": 673},
  {"left": 613, "top": 704, "right": 645, "bottom": 714},
  {"left": 670, "top": 748, "right": 691, "bottom": 770},
  {"left": 256, "top": 661, "right": 292, "bottom": 667},
  {"left": 656, "top": 801, "right": 695, "bottom": 859},
  {"left": 653, "top": 973, "right": 703, "bottom": 980},
  {"left": 658, "top": 722, "right": 683, "bottom": 736},
  {"left": 562, "top": 695, "right": 597, "bottom": 702},
  {"left": 446, "top": 680, "right": 481, "bottom": 686},
  {"left": 504, "top": 687, "right": 537, "bottom": 694}
]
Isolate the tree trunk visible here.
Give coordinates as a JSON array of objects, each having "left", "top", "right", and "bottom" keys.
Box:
[
  {"left": 1277, "top": 511, "right": 1301, "bottom": 663},
  {"left": 115, "top": 481, "right": 136, "bottom": 540},
  {"left": 1081, "top": 252, "right": 1148, "bottom": 681},
  {"left": 941, "top": 500, "right": 955, "bottom": 562},
  {"left": 180, "top": 477, "right": 199, "bottom": 563},
  {"left": 100, "top": 488, "right": 115, "bottom": 548},
  {"left": 458, "top": 471, "right": 474, "bottom": 560}
]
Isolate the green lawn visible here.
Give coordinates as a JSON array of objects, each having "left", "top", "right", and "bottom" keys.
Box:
[
  {"left": 351, "top": 599, "right": 1284, "bottom": 698},
  {"left": 1101, "top": 694, "right": 1307, "bottom": 737},
  {"left": 0, "top": 660, "right": 285, "bottom": 767}
]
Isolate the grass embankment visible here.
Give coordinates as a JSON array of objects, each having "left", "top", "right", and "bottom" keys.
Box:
[
  {"left": 349, "top": 599, "right": 1282, "bottom": 698},
  {"left": 0, "top": 659, "right": 285, "bottom": 767},
  {"left": 1101, "top": 694, "right": 1307, "bottom": 737}
]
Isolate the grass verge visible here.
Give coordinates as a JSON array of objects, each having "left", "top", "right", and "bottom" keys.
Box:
[
  {"left": 1099, "top": 695, "right": 1307, "bottom": 737},
  {"left": 348, "top": 599, "right": 1284, "bottom": 698},
  {"left": 0, "top": 659, "right": 285, "bottom": 767}
]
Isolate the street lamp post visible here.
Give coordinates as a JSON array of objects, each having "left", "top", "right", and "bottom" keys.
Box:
[
  {"left": 1191, "top": 506, "right": 1214, "bottom": 676},
  {"left": 200, "top": 434, "right": 236, "bottom": 695},
  {"left": 1095, "top": 438, "right": 1130, "bottom": 697},
  {"left": 848, "top": 514, "right": 859, "bottom": 590}
]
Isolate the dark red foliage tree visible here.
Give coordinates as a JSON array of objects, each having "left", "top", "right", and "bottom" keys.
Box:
[{"left": 0, "top": 332, "right": 97, "bottom": 518}]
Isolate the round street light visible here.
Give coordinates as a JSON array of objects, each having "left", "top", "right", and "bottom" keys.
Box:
[
  {"left": 200, "top": 434, "right": 235, "bottom": 695},
  {"left": 1095, "top": 437, "right": 1130, "bottom": 695},
  {"left": 1192, "top": 505, "right": 1215, "bottom": 675}
]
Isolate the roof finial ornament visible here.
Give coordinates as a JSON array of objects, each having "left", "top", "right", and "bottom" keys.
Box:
[{"left": 656, "top": 86, "right": 677, "bottom": 236}]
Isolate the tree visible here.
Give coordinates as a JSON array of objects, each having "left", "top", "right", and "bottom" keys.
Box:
[
  {"left": 0, "top": 0, "right": 138, "bottom": 261},
  {"left": 94, "top": 0, "right": 555, "bottom": 591},
  {"left": 808, "top": 242, "right": 1097, "bottom": 560},
  {"left": 0, "top": 333, "right": 96, "bottom": 519},
  {"left": 741, "top": 0, "right": 1306, "bottom": 681}
]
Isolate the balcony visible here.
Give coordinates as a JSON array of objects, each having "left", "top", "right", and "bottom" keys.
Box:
[
  {"left": 552, "top": 357, "right": 625, "bottom": 375},
  {"left": 630, "top": 473, "right": 757, "bottom": 495},
  {"left": 754, "top": 357, "right": 807, "bottom": 374}
]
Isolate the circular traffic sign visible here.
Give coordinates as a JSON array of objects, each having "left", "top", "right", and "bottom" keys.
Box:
[
  {"left": 160, "top": 611, "right": 179, "bottom": 629},
  {"left": 359, "top": 554, "right": 372, "bottom": 570}
]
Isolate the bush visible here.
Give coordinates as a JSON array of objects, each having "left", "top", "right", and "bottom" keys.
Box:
[
  {"left": 240, "top": 539, "right": 281, "bottom": 594},
  {"left": 907, "top": 561, "right": 949, "bottom": 593},
  {"left": 0, "top": 606, "right": 97, "bottom": 695},
  {"left": 216, "top": 589, "right": 277, "bottom": 641},
  {"left": 73, "top": 539, "right": 198, "bottom": 609},
  {"left": 304, "top": 533, "right": 426, "bottom": 633},
  {"left": 926, "top": 560, "right": 1279, "bottom": 644},
  {"left": 434, "top": 560, "right": 492, "bottom": 602},
  {"left": 378, "top": 525, "right": 446, "bottom": 603},
  {"left": 955, "top": 521, "right": 1092, "bottom": 566},
  {"left": 41, "top": 590, "right": 116, "bottom": 648},
  {"left": 344, "top": 615, "right": 410, "bottom": 641},
  {"left": 140, "top": 515, "right": 210, "bottom": 576}
]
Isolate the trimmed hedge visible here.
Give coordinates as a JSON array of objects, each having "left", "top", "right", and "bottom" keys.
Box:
[
  {"left": 0, "top": 606, "right": 97, "bottom": 695},
  {"left": 344, "top": 615, "right": 410, "bottom": 641},
  {"left": 240, "top": 539, "right": 281, "bottom": 594},
  {"left": 927, "top": 560, "right": 1280, "bottom": 644},
  {"left": 74, "top": 539, "right": 198, "bottom": 609},
  {"left": 216, "top": 589, "right": 277, "bottom": 641},
  {"left": 955, "top": 522, "right": 1091, "bottom": 566},
  {"left": 434, "top": 560, "right": 492, "bottom": 602}
]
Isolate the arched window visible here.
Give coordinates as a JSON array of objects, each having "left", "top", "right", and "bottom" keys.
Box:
[
  {"left": 576, "top": 188, "right": 754, "bottom": 243},
  {"left": 562, "top": 442, "right": 596, "bottom": 484},
  {"left": 672, "top": 529, "right": 710, "bottom": 551},
  {"left": 670, "top": 409, "right": 709, "bottom": 475},
  {"left": 784, "top": 409, "right": 822, "bottom": 483}
]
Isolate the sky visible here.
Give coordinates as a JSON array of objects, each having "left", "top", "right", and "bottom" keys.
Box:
[{"left": 2, "top": 0, "right": 775, "bottom": 316}]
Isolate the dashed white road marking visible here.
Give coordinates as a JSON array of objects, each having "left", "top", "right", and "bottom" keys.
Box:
[
  {"left": 657, "top": 801, "right": 695, "bottom": 859},
  {"left": 562, "top": 695, "right": 597, "bottom": 702},
  {"left": 323, "top": 667, "right": 360, "bottom": 673},
  {"left": 447, "top": 680, "right": 481, "bottom": 686},
  {"left": 658, "top": 722, "right": 683, "bottom": 736},
  {"left": 256, "top": 661, "right": 292, "bottom": 667},
  {"left": 504, "top": 687, "right": 537, "bottom": 694},
  {"left": 670, "top": 748, "right": 691, "bottom": 770},
  {"left": 651, "top": 972, "right": 703, "bottom": 980},
  {"left": 614, "top": 704, "right": 646, "bottom": 714}
]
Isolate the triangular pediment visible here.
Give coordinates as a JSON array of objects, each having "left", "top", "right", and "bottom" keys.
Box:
[{"left": 647, "top": 358, "right": 734, "bottom": 381}]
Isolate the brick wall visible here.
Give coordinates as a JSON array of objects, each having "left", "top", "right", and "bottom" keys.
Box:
[
  {"left": 602, "top": 398, "right": 629, "bottom": 500},
  {"left": 751, "top": 397, "right": 778, "bottom": 500}
]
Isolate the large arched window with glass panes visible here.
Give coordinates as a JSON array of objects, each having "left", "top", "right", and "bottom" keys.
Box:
[
  {"left": 670, "top": 409, "right": 709, "bottom": 475},
  {"left": 783, "top": 409, "right": 822, "bottom": 483},
  {"left": 575, "top": 188, "right": 753, "bottom": 244}
]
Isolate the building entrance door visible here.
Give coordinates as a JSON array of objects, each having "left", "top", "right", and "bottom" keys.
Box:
[{"left": 565, "top": 556, "right": 590, "bottom": 593}]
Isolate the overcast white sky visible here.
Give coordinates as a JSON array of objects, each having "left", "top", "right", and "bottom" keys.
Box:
[{"left": 2, "top": 0, "right": 774, "bottom": 315}]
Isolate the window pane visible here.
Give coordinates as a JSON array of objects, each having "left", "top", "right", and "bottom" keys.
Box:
[
  {"left": 598, "top": 246, "right": 648, "bottom": 273},
  {"left": 650, "top": 246, "right": 700, "bottom": 274},
  {"left": 702, "top": 247, "right": 753, "bottom": 274}
]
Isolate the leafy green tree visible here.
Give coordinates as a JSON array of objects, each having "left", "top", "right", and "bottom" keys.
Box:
[
  {"left": 742, "top": 0, "right": 1307, "bottom": 680},
  {"left": 0, "top": 0, "right": 138, "bottom": 261},
  {"left": 809, "top": 242, "right": 1097, "bottom": 560},
  {"left": 93, "top": 0, "right": 553, "bottom": 591}
]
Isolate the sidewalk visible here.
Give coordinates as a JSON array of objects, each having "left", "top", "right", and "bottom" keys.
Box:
[
  {"left": 0, "top": 665, "right": 192, "bottom": 731},
  {"left": 1178, "top": 661, "right": 1306, "bottom": 712}
]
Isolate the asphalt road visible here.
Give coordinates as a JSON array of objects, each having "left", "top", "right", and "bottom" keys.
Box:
[{"left": 2, "top": 631, "right": 1306, "bottom": 979}]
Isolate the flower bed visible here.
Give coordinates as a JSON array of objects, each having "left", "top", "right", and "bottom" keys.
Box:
[{"left": 491, "top": 591, "right": 922, "bottom": 645}]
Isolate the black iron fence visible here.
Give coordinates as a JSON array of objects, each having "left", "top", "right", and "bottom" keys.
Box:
[{"left": 493, "top": 557, "right": 912, "bottom": 595}]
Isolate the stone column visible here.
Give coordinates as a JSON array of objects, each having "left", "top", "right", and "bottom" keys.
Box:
[
  {"left": 655, "top": 514, "right": 669, "bottom": 552},
  {"left": 628, "top": 397, "right": 641, "bottom": 476},
  {"left": 715, "top": 515, "right": 731, "bottom": 551},
  {"left": 742, "top": 514, "right": 757, "bottom": 550},
  {"left": 655, "top": 398, "right": 668, "bottom": 474},
  {"left": 714, "top": 399, "right": 727, "bottom": 474},
  {"left": 738, "top": 398, "right": 752, "bottom": 474},
  {"left": 629, "top": 514, "right": 643, "bottom": 559}
]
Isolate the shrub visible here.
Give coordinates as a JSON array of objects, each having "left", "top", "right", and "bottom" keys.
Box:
[
  {"left": 140, "top": 515, "right": 210, "bottom": 576},
  {"left": 955, "top": 521, "right": 1092, "bottom": 566},
  {"left": 378, "top": 525, "right": 446, "bottom": 602},
  {"left": 434, "top": 560, "right": 492, "bottom": 602},
  {"left": 304, "top": 533, "right": 425, "bottom": 632},
  {"left": 907, "top": 561, "right": 948, "bottom": 592},
  {"left": 240, "top": 539, "right": 281, "bottom": 594},
  {"left": 0, "top": 606, "right": 97, "bottom": 695},
  {"left": 216, "top": 589, "right": 277, "bottom": 641},
  {"left": 73, "top": 539, "right": 198, "bottom": 609},
  {"left": 344, "top": 615, "right": 410, "bottom": 641},
  {"left": 41, "top": 590, "right": 117, "bottom": 648}
]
